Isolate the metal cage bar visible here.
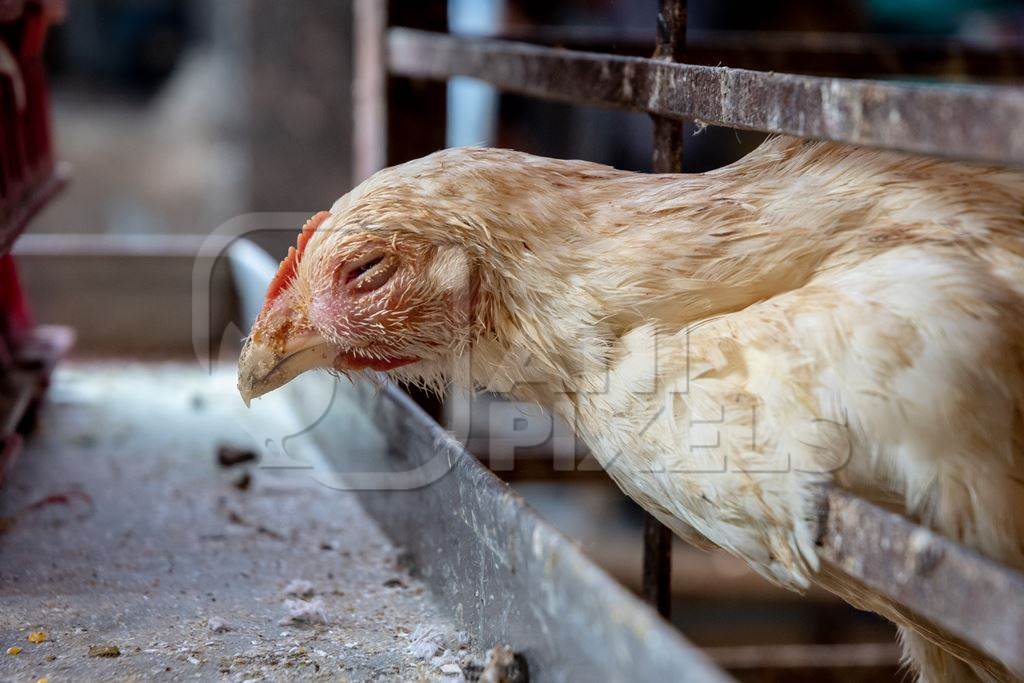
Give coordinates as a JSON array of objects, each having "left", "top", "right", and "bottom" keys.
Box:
[
  {"left": 486, "top": 26, "right": 1024, "bottom": 80},
  {"left": 388, "top": 27, "right": 1024, "bottom": 166},
  {"left": 819, "top": 488, "right": 1024, "bottom": 673},
  {"left": 641, "top": 0, "right": 686, "bottom": 620}
]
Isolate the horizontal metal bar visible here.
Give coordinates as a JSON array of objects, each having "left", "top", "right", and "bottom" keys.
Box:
[
  {"left": 388, "top": 28, "right": 1024, "bottom": 166},
  {"left": 228, "top": 241, "right": 735, "bottom": 682},
  {"left": 819, "top": 487, "right": 1024, "bottom": 674},
  {"left": 706, "top": 642, "right": 899, "bottom": 670},
  {"left": 13, "top": 232, "right": 209, "bottom": 258},
  {"left": 490, "top": 26, "right": 1024, "bottom": 79}
]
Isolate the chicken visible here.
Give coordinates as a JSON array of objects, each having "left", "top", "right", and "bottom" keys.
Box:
[{"left": 237, "top": 137, "right": 1024, "bottom": 682}]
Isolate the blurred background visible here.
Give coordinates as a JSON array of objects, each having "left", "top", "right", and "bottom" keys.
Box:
[{"left": 14, "top": 1, "right": 1024, "bottom": 678}]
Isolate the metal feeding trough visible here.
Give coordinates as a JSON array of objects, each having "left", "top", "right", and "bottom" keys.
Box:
[{"left": 227, "top": 239, "right": 732, "bottom": 682}]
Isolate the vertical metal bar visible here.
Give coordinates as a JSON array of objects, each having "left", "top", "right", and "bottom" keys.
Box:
[
  {"left": 352, "top": 0, "right": 388, "bottom": 183},
  {"left": 651, "top": 0, "right": 687, "bottom": 175},
  {"left": 643, "top": 0, "right": 687, "bottom": 620},
  {"left": 384, "top": 0, "right": 449, "bottom": 422},
  {"left": 385, "top": 0, "right": 448, "bottom": 168},
  {"left": 352, "top": 0, "right": 448, "bottom": 182},
  {"left": 642, "top": 514, "right": 673, "bottom": 617}
]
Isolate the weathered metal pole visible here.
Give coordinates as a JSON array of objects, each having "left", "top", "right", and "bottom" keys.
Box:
[
  {"left": 651, "top": 0, "right": 687, "bottom": 175},
  {"left": 352, "top": 0, "right": 388, "bottom": 183},
  {"left": 642, "top": 0, "right": 687, "bottom": 620}
]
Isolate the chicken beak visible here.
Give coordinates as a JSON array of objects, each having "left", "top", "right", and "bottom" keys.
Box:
[{"left": 237, "top": 328, "right": 335, "bottom": 407}]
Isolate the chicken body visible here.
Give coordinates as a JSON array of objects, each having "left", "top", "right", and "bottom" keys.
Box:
[{"left": 238, "top": 137, "right": 1024, "bottom": 682}]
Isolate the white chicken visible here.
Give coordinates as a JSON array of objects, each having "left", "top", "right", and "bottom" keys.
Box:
[{"left": 237, "top": 137, "right": 1024, "bottom": 682}]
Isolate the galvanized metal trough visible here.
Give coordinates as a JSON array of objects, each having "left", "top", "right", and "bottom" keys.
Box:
[{"left": 229, "top": 240, "right": 734, "bottom": 682}]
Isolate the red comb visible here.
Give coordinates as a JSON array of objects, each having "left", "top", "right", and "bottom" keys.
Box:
[{"left": 261, "top": 211, "right": 331, "bottom": 313}]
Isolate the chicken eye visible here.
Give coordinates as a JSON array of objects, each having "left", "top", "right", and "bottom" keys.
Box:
[
  {"left": 347, "top": 256, "right": 384, "bottom": 282},
  {"left": 344, "top": 254, "right": 398, "bottom": 293}
]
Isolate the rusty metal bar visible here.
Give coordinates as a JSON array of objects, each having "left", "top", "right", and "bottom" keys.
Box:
[
  {"left": 641, "top": 0, "right": 685, "bottom": 621},
  {"left": 650, "top": 0, "right": 686, "bottom": 174},
  {"left": 819, "top": 487, "right": 1024, "bottom": 674},
  {"left": 388, "top": 28, "right": 1024, "bottom": 166},
  {"left": 487, "top": 27, "right": 1024, "bottom": 80},
  {"left": 642, "top": 514, "right": 674, "bottom": 617}
]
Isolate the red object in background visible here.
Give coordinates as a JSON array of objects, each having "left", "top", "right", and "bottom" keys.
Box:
[
  {"left": 0, "top": 0, "right": 65, "bottom": 255},
  {"left": 0, "top": 253, "right": 31, "bottom": 347},
  {"left": 0, "top": 0, "right": 68, "bottom": 485}
]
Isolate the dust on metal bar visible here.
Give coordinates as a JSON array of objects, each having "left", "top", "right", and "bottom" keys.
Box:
[
  {"left": 488, "top": 26, "right": 1024, "bottom": 79},
  {"left": 819, "top": 487, "right": 1024, "bottom": 674},
  {"left": 388, "top": 28, "right": 1024, "bottom": 166}
]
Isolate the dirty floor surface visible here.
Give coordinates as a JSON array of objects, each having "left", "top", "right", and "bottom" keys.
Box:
[{"left": 0, "top": 362, "right": 476, "bottom": 681}]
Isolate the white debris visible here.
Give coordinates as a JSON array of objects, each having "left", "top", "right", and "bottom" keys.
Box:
[
  {"left": 207, "top": 616, "right": 231, "bottom": 633},
  {"left": 432, "top": 648, "right": 465, "bottom": 678},
  {"left": 406, "top": 624, "right": 445, "bottom": 660},
  {"left": 282, "top": 579, "right": 315, "bottom": 598},
  {"left": 435, "top": 648, "right": 466, "bottom": 682},
  {"left": 278, "top": 598, "right": 327, "bottom": 625}
]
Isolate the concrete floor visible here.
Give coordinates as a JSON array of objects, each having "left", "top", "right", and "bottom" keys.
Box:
[{"left": 0, "top": 362, "right": 477, "bottom": 681}]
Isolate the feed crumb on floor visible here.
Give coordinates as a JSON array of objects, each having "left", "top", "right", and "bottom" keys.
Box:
[
  {"left": 282, "top": 578, "right": 316, "bottom": 598},
  {"left": 407, "top": 624, "right": 448, "bottom": 660},
  {"left": 216, "top": 444, "right": 258, "bottom": 468},
  {"left": 279, "top": 598, "right": 328, "bottom": 626},
  {"left": 206, "top": 617, "right": 231, "bottom": 633},
  {"left": 233, "top": 471, "right": 252, "bottom": 491}
]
